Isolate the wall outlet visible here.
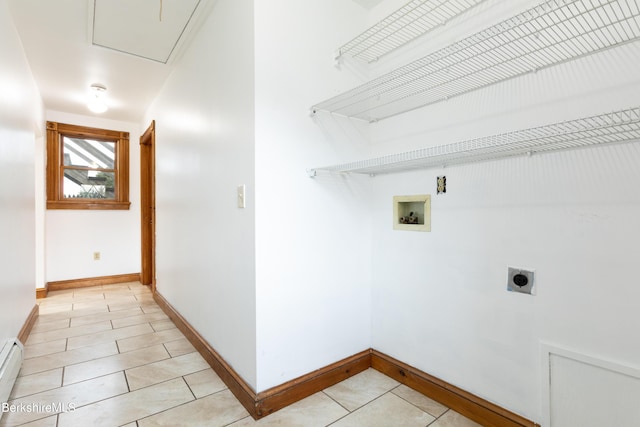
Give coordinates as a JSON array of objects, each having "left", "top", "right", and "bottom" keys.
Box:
[
  {"left": 93, "top": 252, "right": 101, "bottom": 261},
  {"left": 437, "top": 176, "right": 446, "bottom": 194}
]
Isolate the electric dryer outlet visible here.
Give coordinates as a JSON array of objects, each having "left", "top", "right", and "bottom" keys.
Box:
[{"left": 507, "top": 267, "right": 534, "bottom": 295}]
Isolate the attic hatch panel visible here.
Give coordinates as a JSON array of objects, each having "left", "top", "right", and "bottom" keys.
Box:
[{"left": 92, "top": 0, "right": 201, "bottom": 63}]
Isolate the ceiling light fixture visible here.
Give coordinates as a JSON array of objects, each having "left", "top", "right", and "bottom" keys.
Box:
[{"left": 87, "top": 83, "right": 108, "bottom": 113}]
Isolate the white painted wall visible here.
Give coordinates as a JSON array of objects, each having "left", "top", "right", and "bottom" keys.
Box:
[
  {"left": 34, "top": 130, "right": 45, "bottom": 290},
  {"left": 144, "top": 0, "right": 258, "bottom": 388},
  {"left": 0, "top": 0, "right": 41, "bottom": 341},
  {"left": 253, "top": 0, "right": 373, "bottom": 392},
  {"left": 132, "top": 1, "right": 640, "bottom": 420},
  {"left": 44, "top": 111, "right": 141, "bottom": 282},
  {"left": 364, "top": 1, "right": 640, "bottom": 423}
]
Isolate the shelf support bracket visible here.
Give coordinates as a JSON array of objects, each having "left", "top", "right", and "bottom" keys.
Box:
[{"left": 334, "top": 50, "right": 343, "bottom": 68}]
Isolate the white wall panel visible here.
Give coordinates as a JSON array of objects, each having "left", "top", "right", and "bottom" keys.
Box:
[
  {"left": 254, "top": 0, "right": 374, "bottom": 392},
  {"left": 0, "top": 0, "right": 41, "bottom": 342},
  {"left": 144, "top": 0, "right": 257, "bottom": 388},
  {"left": 44, "top": 111, "right": 141, "bottom": 282}
]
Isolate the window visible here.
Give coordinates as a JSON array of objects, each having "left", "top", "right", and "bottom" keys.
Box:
[{"left": 46, "top": 121, "right": 130, "bottom": 210}]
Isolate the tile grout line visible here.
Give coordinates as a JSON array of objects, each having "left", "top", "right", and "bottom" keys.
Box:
[
  {"left": 222, "top": 416, "right": 252, "bottom": 427},
  {"left": 6, "top": 374, "right": 132, "bottom": 425},
  {"left": 9, "top": 367, "right": 65, "bottom": 401},
  {"left": 69, "top": 308, "right": 153, "bottom": 329},
  {"left": 53, "top": 377, "right": 132, "bottom": 418},
  {"left": 181, "top": 374, "right": 198, "bottom": 400},
  {"left": 60, "top": 365, "right": 66, "bottom": 390},
  {"left": 28, "top": 318, "right": 72, "bottom": 335},
  {"left": 33, "top": 373, "right": 194, "bottom": 421},
  {"left": 123, "top": 368, "right": 132, "bottom": 393},
  {"left": 173, "top": 387, "right": 237, "bottom": 420},
  {"left": 325, "top": 387, "right": 439, "bottom": 427},
  {"left": 63, "top": 344, "right": 178, "bottom": 387},
  {"left": 65, "top": 326, "right": 169, "bottom": 352},
  {"left": 321, "top": 390, "right": 352, "bottom": 414},
  {"left": 389, "top": 384, "right": 448, "bottom": 422},
  {"left": 426, "top": 408, "right": 452, "bottom": 426},
  {"left": 325, "top": 389, "right": 400, "bottom": 426},
  {"left": 27, "top": 321, "right": 127, "bottom": 347},
  {"left": 23, "top": 335, "right": 179, "bottom": 378},
  {"left": 120, "top": 378, "right": 222, "bottom": 426}
]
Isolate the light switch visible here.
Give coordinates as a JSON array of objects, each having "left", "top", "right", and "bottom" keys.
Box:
[{"left": 237, "top": 185, "right": 246, "bottom": 208}]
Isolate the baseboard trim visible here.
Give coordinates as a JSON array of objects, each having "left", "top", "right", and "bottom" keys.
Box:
[
  {"left": 47, "top": 273, "right": 141, "bottom": 291},
  {"left": 153, "top": 291, "right": 258, "bottom": 418},
  {"left": 371, "top": 350, "right": 539, "bottom": 427},
  {"left": 152, "top": 291, "right": 537, "bottom": 425},
  {"left": 18, "top": 304, "right": 39, "bottom": 344},
  {"left": 255, "top": 349, "right": 371, "bottom": 418},
  {"left": 36, "top": 287, "right": 48, "bottom": 299},
  {"left": 153, "top": 291, "right": 370, "bottom": 419}
]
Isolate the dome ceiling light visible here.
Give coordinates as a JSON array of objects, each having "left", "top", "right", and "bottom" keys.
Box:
[{"left": 87, "top": 83, "right": 108, "bottom": 113}]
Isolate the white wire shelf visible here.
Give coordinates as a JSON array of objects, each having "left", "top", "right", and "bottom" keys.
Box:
[
  {"left": 308, "top": 107, "right": 640, "bottom": 176},
  {"left": 313, "top": 0, "right": 640, "bottom": 122},
  {"left": 338, "top": 0, "right": 487, "bottom": 63}
]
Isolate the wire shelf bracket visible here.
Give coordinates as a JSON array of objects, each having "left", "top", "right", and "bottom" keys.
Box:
[
  {"left": 337, "top": 0, "right": 488, "bottom": 63},
  {"left": 312, "top": 0, "right": 640, "bottom": 122},
  {"left": 308, "top": 107, "right": 640, "bottom": 176}
]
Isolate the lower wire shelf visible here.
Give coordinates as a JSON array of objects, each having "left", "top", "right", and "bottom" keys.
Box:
[{"left": 308, "top": 107, "right": 640, "bottom": 176}]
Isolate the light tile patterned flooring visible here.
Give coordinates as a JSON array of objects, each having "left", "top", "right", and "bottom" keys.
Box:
[{"left": 1, "top": 283, "right": 482, "bottom": 427}]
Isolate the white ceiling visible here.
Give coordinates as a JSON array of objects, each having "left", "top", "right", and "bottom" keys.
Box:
[
  {"left": 8, "top": 0, "right": 379, "bottom": 123},
  {"left": 7, "top": 0, "right": 211, "bottom": 122}
]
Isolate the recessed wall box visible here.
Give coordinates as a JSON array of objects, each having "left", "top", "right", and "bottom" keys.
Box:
[
  {"left": 393, "top": 194, "right": 431, "bottom": 232},
  {"left": 507, "top": 267, "right": 534, "bottom": 295}
]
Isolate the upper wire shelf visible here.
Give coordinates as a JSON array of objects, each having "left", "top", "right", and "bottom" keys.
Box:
[
  {"left": 308, "top": 107, "right": 640, "bottom": 176},
  {"left": 338, "top": 0, "right": 487, "bottom": 63},
  {"left": 313, "top": 0, "right": 640, "bottom": 122}
]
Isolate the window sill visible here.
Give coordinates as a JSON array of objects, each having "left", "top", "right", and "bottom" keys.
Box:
[{"left": 47, "top": 200, "right": 131, "bottom": 210}]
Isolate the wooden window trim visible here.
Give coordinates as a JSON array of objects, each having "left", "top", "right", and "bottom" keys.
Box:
[{"left": 46, "top": 121, "right": 130, "bottom": 210}]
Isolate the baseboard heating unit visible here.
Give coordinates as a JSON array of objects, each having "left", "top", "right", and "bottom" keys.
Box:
[{"left": 0, "top": 338, "right": 24, "bottom": 419}]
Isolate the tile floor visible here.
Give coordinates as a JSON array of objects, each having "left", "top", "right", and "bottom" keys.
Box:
[{"left": 1, "top": 283, "right": 482, "bottom": 427}]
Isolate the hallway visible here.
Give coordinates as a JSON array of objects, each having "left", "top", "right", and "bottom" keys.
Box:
[{"left": 2, "top": 284, "right": 480, "bottom": 427}]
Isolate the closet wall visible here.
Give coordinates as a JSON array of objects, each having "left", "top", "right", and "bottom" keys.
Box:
[
  {"left": 348, "top": 0, "right": 640, "bottom": 421},
  {"left": 253, "top": 0, "right": 373, "bottom": 392}
]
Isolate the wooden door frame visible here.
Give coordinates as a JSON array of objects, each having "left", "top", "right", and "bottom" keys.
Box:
[{"left": 140, "top": 121, "right": 156, "bottom": 291}]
